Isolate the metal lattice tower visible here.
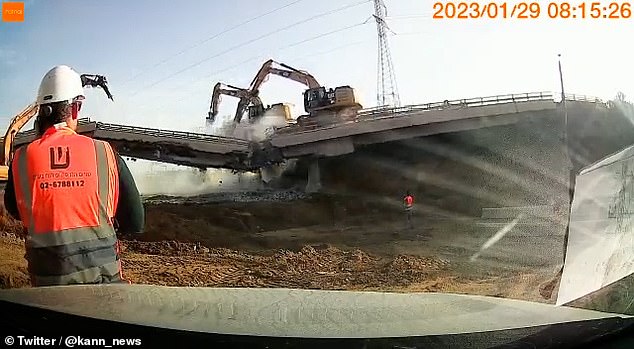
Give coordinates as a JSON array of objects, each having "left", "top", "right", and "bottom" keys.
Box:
[{"left": 373, "top": 0, "right": 400, "bottom": 107}]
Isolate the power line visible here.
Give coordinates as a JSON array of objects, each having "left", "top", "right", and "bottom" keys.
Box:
[
  {"left": 134, "top": 25, "right": 373, "bottom": 113},
  {"left": 131, "top": 0, "right": 370, "bottom": 96},
  {"left": 181, "top": 20, "right": 372, "bottom": 92},
  {"left": 129, "top": 0, "right": 370, "bottom": 97},
  {"left": 196, "top": 35, "right": 371, "bottom": 94},
  {"left": 164, "top": 21, "right": 371, "bottom": 94},
  {"left": 132, "top": 54, "right": 271, "bottom": 113},
  {"left": 199, "top": 19, "right": 371, "bottom": 81},
  {"left": 121, "top": 0, "right": 307, "bottom": 86},
  {"left": 283, "top": 38, "right": 372, "bottom": 63},
  {"left": 282, "top": 18, "right": 372, "bottom": 50}
]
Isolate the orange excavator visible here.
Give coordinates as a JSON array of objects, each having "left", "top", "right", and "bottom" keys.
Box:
[
  {"left": 0, "top": 74, "right": 113, "bottom": 181},
  {"left": 246, "top": 59, "right": 362, "bottom": 121}
]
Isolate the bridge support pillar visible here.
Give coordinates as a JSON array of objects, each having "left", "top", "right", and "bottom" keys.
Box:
[
  {"left": 306, "top": 159, "right": 322, "bottom": 193},
  {"left": 261, "top": 165, "right": 283, "bottom": 184}
]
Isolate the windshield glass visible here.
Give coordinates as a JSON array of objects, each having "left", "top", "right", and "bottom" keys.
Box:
[{"left": 0, "top": 0, "right": 633, "bottom": 345}]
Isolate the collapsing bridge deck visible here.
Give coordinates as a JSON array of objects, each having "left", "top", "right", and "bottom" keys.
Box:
[
  {"left": 13, "top": 120, "right": 256, "bottom": 170},
  {"left": 10, "top": 92, "right": 606, "bottom": 170}
]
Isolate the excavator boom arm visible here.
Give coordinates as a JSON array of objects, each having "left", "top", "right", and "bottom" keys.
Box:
[
  {"left": 276, "top": 62, "right": 320, "bottom": 89},
  {"left": 208, "top": 82, "right": 252, "bottom": 120},
  {"left": 267, "top": 67, "right": 320, "bottom": 89},
  {"left": 2, "top": 103, "right": 38, "bottom": 165},
  {"left": 248, "top": 59, "right": 321, "bottom": 97},
  {"left": 248, "top": 59, "right": 274, "bottom": 94},
  {"left": 80, "top": 74, "right": 114, "bottom": 101}
]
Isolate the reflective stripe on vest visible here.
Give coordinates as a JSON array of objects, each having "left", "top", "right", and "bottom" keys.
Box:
[
  {"left": 32, "top": 260, "right": 122, "bottom": 286},
  {"left": 12, "top": 127, "right": 119, "bottom": 248}
]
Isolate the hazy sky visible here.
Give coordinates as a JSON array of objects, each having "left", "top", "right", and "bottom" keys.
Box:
[{"left": 1, "top": 0, "right": 633, "bottom": 134}]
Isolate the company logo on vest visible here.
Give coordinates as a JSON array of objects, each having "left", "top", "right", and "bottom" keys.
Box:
[{"left": 49, "top": 147, "right": 71, "bottom": 169}]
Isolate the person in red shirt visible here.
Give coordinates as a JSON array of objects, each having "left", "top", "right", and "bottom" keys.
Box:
[{"left": 404, "top": 190, "right": 414, "bottom": 229}]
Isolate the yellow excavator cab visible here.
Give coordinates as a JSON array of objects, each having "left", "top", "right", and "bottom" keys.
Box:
[
  {"left": 248, "top": 103, "right": 292, "bottom": 123},
  {"left": 304, "top": 86, "right": 363, "bottom": 114},
  {"left": 333, "top": 86, "right": 362, "bottom": 110},
  {"left": 269, "top": 103, "right": 293, "bottom": 122}
]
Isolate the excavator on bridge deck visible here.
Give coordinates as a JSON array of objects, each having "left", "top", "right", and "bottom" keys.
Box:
[
  {"left": 248, "top": 59, "right": 363, "bottom": 124},
  {"left": 207, "top": 59, "right": 361, "bottom": 132},
  {"left": 0, "top": 74, "right": 113, "bottom": 181},
  {"left": 207, "top": 82, "right": 291, "bottom": 125}
]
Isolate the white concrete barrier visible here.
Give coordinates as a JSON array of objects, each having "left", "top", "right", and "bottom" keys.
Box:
[{"left": 557, "top": 145, "right": 634, "bottom": 305}]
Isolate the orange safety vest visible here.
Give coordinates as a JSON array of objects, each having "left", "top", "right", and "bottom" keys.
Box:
[
  {"left": 404, "top": 195, "right": 414, "bottom": 208},
  {"left": 12, "top": 125, "right": 122, "bottom": 286}
]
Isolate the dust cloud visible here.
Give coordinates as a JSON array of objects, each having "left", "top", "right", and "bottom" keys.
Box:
[
  {"left": 127, "top": 161, "right": 262, "bottom": 197},
  {"left": 210, "top": 107, "right": 291, "bottom": 141},
  {"left": 125, "top": 108, "right": 291, "bottom": 197}
]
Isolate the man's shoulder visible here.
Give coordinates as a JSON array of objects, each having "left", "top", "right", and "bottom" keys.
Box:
[
  {"left": 73, "top": 133, "right": 98, "bottom": 142},
  {"left": 54, "top": 132, "right": 96, "bottom": 144},
  {"left": 13, "top": 143, "right": 28, "bottom": 153},
  {"left": 79, "top": 136, "right": 115, "bottom": 150}
]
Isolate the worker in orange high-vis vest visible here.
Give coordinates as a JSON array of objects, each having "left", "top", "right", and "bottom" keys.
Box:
[
  {"left": 3, "top": 65, "right": 145, "bottom": 286},
  {"left": 404, "top": 190, "right": 414, "bottom": 229}
]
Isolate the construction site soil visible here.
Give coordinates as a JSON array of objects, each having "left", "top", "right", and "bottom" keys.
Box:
[{"left": 0, "top": 190, "right": 558, "bottom": 304}]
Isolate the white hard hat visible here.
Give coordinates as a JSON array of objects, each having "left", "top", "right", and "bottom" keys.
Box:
[{"left": 36, "top": 65, "right": 84, "bottom": 105}]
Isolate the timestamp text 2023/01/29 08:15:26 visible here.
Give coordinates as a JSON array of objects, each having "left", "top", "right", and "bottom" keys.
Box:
[{"left": 432, "top": 1, "right": 632, "bottom": 19}]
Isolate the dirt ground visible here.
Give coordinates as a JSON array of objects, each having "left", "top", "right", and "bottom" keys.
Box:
[{"left": 0, "top": 191, "right": 559, "bottom": 304}]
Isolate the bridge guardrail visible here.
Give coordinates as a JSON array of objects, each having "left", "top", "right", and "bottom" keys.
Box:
[
  {"left": 13, "top": 118, "right": 251, "bottom": 148},
  {"left": 274, "top": 91, "right": 605, "bottom": 135},
  {"left": 94, "top": 122, "right": 251, "bottom": 147},
  {"left": 13, "top": 118, "right": 101, "bottom": 143},
  {"left": 358, "top": 91, "right": 604, "bottom": 119},
  {"left": 358, "top": 91, "right": 550, "bottom": 117}
]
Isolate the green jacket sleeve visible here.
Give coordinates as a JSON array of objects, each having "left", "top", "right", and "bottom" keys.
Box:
[{"left": 114, "top": 154, "right": 145, "bottom": 234}]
